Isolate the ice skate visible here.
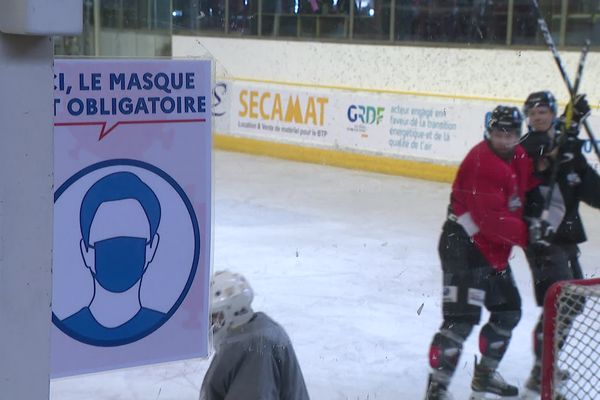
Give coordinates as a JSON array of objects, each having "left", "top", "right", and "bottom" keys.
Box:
[
  {"left": 522, "top": 363, "right": 542, "bottom": 397},
  {"left": 469, "top": 363, "right": 518, "bottom": 399},
  {"left": 425, "top": 374, "right": 454, "bottom": 400},
  {"left": 520, "top": 364, "right": 568, "bottom": 400}
]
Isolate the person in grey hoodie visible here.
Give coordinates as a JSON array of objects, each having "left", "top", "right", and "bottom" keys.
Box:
[{"left": 200, "top": 270, "right": 310, "bottom": 400}]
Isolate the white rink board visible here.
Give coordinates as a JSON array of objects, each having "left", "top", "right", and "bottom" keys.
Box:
[{"left": 216, "top": 78, "right": 600, "bottom": 170}]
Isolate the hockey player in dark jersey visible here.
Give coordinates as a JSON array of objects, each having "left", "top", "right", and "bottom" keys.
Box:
[
  {"left": 425, "top": 106, "right": 539, "bottom": 400},
  {"left": 520, "top": 91, "right": 600, "bottom": 396},
  {"left": 200, "top": 270, "right": 310, "bottom": 400}
]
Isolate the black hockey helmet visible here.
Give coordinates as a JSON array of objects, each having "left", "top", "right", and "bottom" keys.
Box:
[
  {"left": 486, "top": 105, "right": 523, "bottom": 137},
  {"left": 523, "top": 91, "right": 557, "bottom": 115}
]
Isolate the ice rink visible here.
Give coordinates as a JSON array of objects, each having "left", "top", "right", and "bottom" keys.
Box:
[{"left": 50, "top": 150, "right": 600, "bottom": 400}]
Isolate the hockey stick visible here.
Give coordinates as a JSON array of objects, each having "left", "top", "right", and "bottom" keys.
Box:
[
  {"left": 572, "top": 39, "right": 591, "bottom": 95},
  {"left": 539, "top": 41, "right": 588, "bottom": 222},
  {"left": 530, "top": 0, "right": 600, "bottom": 162},
  {"left": 560, "top": 39, "right": 590, "bottom": 147}
]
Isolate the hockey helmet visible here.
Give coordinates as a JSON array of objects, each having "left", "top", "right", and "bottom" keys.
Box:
[
  {"left": 523, "top": 91, "right": 557, "bottom": 115},
  {"left": 485, "top": 105, "right": 523, "bottom": 138},
  {"left": 210, "top": 270, "right": 254, "bottom": 339}
]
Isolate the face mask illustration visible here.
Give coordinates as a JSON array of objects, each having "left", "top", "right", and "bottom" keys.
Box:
[{"left": 90, "top": 237, "right": 149, "bottom": 293}]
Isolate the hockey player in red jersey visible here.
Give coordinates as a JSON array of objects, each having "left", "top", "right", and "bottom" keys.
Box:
[{"left": 425, "top": 106, "right": 539, "bottom": 400}]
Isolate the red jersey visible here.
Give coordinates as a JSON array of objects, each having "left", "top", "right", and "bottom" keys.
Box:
[{"left": 451, "top": 141, "right": 537, "bottom": 270}]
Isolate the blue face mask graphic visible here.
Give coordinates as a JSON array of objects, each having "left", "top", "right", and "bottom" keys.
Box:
[{"left": 91, "top": 237, "right": 148, "bottom": 293}]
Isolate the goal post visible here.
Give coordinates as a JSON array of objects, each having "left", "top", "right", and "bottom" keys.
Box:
[{"left": 542, "top": 278, "right": 600, "bottom": 400}]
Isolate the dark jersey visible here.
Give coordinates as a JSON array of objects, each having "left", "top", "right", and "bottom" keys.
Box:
[
  {"left": 200, "top": 312, "right": 310, "bottom": 400},
  {"left": 450, "top": 141, "right": 537, "bottom": 270},
  {"left": 521, "top": 131, "right": 600, "bottom": 244}
]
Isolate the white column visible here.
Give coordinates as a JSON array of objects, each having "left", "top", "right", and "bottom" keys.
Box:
[
  {"left": 0, "top": 1, "right": 81, "bottom": 398},
  {"left": 0, "top": 31, "right": 54, "bottom": 400}
]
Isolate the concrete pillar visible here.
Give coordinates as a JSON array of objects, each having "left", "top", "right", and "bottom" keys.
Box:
[
  {"left": 0, "top": 0, "right": 81, "bottom": 398},
  {"left": 0, "top": 31, "right": 54, "bottom": 400}
]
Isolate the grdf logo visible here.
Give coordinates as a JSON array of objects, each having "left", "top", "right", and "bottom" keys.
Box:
[{"left": 347, "top": 105, "right": 384, "bottom": 125}]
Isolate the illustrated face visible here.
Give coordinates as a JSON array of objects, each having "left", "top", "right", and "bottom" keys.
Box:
[
  {"left": 80, "top": 199, "right": 159, "bottom": 292},
  {"left": 527, "top": 106, "right": 555, "bottom": 132}
]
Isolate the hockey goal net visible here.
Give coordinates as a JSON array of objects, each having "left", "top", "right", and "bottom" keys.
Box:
[{"left": 541, "top": 278, "right": 600, "bottom": 400}]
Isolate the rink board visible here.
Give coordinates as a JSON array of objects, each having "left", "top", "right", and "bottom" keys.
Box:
[{"left": 210, "top": 77, "right": 600, "bottom": 183}]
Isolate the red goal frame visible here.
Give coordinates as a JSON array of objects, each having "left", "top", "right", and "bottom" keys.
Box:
[{"left": 541, "top": 277, "right": 600, "bottom": 400}]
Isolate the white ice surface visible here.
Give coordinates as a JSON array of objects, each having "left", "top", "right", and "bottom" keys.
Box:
[{"left": 50, "top": 150, "right": 600, "bottom": 400}]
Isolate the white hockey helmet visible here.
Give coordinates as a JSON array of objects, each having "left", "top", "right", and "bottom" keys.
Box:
[{"left": 210, "top": 270, "right": 254, "bottom": 337}]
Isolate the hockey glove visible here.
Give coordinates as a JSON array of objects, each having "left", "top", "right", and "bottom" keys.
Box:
[
  {"left": 572, "top": 94, "right": 592, "bottom": 124},
  {"left": 555, "top": 116, "right": 579, "bottom": 137},
  {"left": 557, "top": 94, "right": 592, "bottom": 136},
  {"left": 529, "top": 218, "right": 555, "bottom": 247}
]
